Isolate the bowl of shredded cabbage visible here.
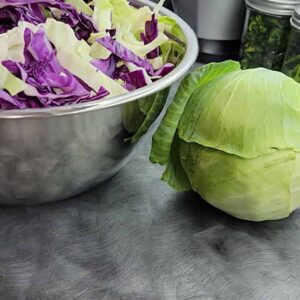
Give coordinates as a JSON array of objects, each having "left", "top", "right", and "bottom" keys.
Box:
[{"left": 0, "top": 0, "right": 198, "bottom": 204}]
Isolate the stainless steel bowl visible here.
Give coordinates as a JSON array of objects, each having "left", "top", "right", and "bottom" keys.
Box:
[{"left": 0, "top": 0, "right": 198, "bottom": 205}]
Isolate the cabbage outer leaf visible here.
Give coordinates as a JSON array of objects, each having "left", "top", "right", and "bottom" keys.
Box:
[
  {"left": 180, "top": 141, "right": 300, "bottom": 221},
  {"left": 179, "top": 68, "right": 300, "bottom": 158},
  {"left": 151, "top": 61, "right": 241, "bottom": 166}
]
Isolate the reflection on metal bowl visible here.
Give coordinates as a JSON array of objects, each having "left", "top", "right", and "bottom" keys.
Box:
[{"left": 0, "top": 0, "right": 198, "bottom": 205}]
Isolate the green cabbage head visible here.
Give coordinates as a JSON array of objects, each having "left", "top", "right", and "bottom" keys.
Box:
[{"left": 150, "top": 61, "right": 300, "bottom": 221}]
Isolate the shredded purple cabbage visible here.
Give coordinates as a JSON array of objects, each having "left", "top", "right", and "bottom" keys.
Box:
[
  {"left": 140, "top": 14, "right": 159, "bottom": 59},
  {"left": 0, "top": 0, "right": 182, "bottom": 110},
  {"left": 120, "top": 70, "right": 148, "bottom": 90},
  {"left": 91, "top": 55, "right": 118, "bottom": 79},
  {"left": 1, "top": 28, "right": 108, "bottom": 109},
  {"left": 96, "top": 36, "right": 154, "bottom": 75},
  {"left": 0, "top": 4, "right": 45, "bottom": 32},
  {"left": 155, "top": 63, "right": 174, "bottom": 77},
  {"left": 0, "top": 0, "right": 97, "bottom": 40}
]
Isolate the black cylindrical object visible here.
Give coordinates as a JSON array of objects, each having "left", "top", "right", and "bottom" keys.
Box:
[{"left": 172, "top": 0, "right": 246, "bottom": 63}]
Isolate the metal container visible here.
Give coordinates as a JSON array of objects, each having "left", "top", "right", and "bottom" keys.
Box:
[
  {"left": 172, "top": 0, "right": 246, "bottom": 62},
  {"left": 245, "top": 0, "right": 300, "bottom": 15},
  {"left": 0, "top": 0, "right": 198, "bottom": 205},
  {"left": 282, "top": 5, "right": 300, "bottom": 82}
]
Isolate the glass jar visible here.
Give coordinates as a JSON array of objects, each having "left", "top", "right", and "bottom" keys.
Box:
[
  {"left": 240, "top": 0, "right": 300, "bottom": 70},
  {"left": 282, "top": 6, "right": 300, "bottom": 82}
]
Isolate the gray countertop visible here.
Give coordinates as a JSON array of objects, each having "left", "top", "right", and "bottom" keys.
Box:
[
  {"left": 1, "top": 82, "right": 300, "bottom": 300},
  {"left": 1, "top": 138, "right": 300, "bottom": 300}
]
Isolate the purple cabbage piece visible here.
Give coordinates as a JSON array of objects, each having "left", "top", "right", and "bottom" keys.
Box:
[
  {"left": 96, "top": 36, "right": 154, "bottom": 75},
  {"left": 0, "top": 0, "right": 62, "bottom": 7},
  {"left": 2, "top": 28, "right": 108, "bottom": 109},
  {"left": 7, "top": 28, "right": 88, "bottom": 95},
  {"left": 154, "top": 63, "right": 174, "bottom": 77},
  {"left": 91, "top": 55, "right": 117, "bottom": 79},
  {"left": 120, "top": 70, "right": 148, "bottom": 91},
  {"left": 115, "top": 64, "right": 129, "bottom": 78},
  {"left": 0, "top": 0, "right": 62, "bottom": 30},
  {"left": 140, "top": 14, "right": 159, "bottom": 59},
  {"left": 0, "top": 0, "right": 97, "bottom": 40},
  {"left": 0, "top": 4, "right": 46, "bottom": 33},
  {"left": 0, "top": 90, "right": 29, "bottom": 109},
  {"left": 0, "top": 90, "right": 47, "bottom": 109},
  {"left": 34, "top": 85, "right": 109, "bottom": 107},
  {"left": 50, "top": 4, "right": 97, "bottom": 40},
  {"left": 0, "top": 87, "right": 109, "bottom": 109},
  {"left": 91, "top": 55, "right": 131, "bottom": 80},
  {"left": 122, "top": 82, "right": 135, "bottom": 91}
]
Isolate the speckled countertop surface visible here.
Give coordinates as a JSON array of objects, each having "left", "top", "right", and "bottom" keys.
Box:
[{"left": 1, "top": 84, "right": 300, "bottom": 300}]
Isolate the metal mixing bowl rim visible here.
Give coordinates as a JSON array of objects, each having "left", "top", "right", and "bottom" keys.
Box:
[{"left": 0, "top": 0, "right": 199, "bottom": 119}]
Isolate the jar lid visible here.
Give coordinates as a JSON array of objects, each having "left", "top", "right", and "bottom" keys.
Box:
[
  {"left": 291, "top": 5, "right": 300, "bottom": 30},
  {"left": 246, "top": 0, "right": 300, "bottom": 16}
]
